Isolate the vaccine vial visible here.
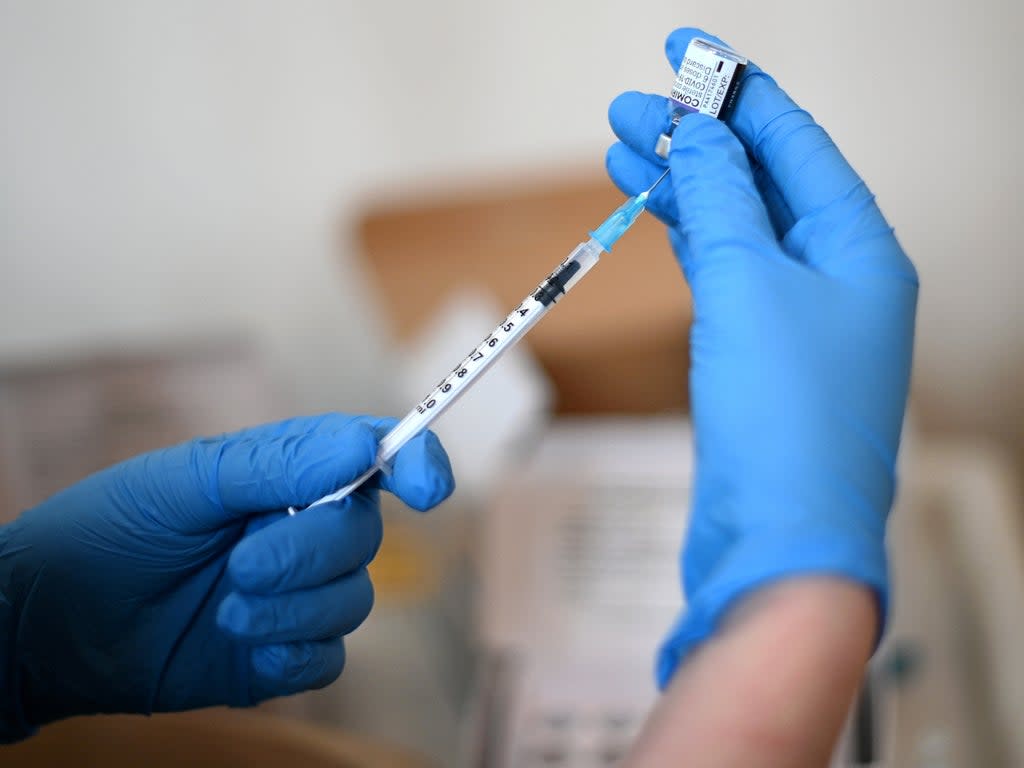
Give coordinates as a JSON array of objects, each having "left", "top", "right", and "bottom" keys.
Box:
[{"left": 655, "top": 38, "right": 748, "bottom": 159}]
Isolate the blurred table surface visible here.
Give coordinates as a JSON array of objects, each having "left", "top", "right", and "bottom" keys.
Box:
[{"left": 0, "top": 708, "right": 432, "bottom": 768}]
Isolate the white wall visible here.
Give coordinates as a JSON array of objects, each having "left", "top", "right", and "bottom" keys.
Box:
[{"left": 2, "top": 0, "right": 1022, "bottom": 439}]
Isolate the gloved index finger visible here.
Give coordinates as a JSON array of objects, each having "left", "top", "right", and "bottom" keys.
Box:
[
  {"left": 212, "top": 414, "right": 453, "bottom": 516},
  {"left": 665, "top": 28, "right": 868, "bottom": 220},
  {"left": 375, "top": 429, "right": 455, "bottom": 513},
  {"left": 210, "top": 418, "right": 381, "bottom": 522}
]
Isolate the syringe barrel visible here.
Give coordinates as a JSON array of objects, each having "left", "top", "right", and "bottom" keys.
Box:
[
  {"left": 373, "top": 239, "right": 604, "bottom": 465},
  {"left": 373, "top": 297, "right": 550, "bottom": 467},
  {"left": 291, "top": 239, "right": 607, "bottom": 513}
]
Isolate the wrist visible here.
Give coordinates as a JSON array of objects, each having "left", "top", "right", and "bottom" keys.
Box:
[
  {"left": 629, "top": 579, "right": 876, "bottom": 768},
  {"left": 661, "top": 522, "right": 887, "bottom": 687}
]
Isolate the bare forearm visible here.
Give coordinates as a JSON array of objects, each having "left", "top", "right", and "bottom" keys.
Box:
[{"left": 626, "top": 579, "right": 877, "bottom": 768}]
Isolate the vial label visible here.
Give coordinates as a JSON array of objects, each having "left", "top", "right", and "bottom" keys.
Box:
[{"left": 669, "top": 39, "right": 746, "bottom": 120}]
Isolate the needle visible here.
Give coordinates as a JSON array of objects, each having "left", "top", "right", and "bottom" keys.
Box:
[{"left": 645, "top": 168, "right": 670, "bottom": 196}]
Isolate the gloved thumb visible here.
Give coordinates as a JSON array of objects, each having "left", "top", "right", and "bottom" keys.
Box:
[
  {"left": 668, "top": 114, "right": 780, "bottom": 286},
  {"left": 203, "top": 416, "right": 454, "bottom": 524}
]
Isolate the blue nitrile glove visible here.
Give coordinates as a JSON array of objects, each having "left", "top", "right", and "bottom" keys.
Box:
[
  {"left": 605, "top": 28, "right": 918, "bottom": 686},
  {"left": 0, "top": 413, "right": 454, "bottom": 741}
]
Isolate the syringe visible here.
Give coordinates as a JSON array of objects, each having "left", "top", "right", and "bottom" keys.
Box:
[{"left": 289, "top": 171, "right": 669, "bottom": 514}]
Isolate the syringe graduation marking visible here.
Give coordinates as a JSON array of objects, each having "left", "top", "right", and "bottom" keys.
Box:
[
  {"left": 411, "top": 249, "right": 589, "bottom": 420},
  {"left": 290, "top": 181, "right": 665, "bottom": 513},
  {"left": 414, "top": 296, "right": 542, "bottom": 417}
]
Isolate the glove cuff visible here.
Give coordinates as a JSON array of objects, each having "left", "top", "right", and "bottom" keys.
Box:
[
  {"left": 656, "top": 524, "right": 888, "bottom": 689},
  {"left": 0, "top": 525, "right": 36, "bottom": 743}
]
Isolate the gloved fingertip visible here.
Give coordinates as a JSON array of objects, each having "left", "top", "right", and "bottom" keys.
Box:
[
  {"left": 216, "top": 592, "right": 250, "bottom": 636},
  {"left": 227, "top": 537, "right": 276, "bottom": 592},
  {"left": 386, "top": 431, "right": 456, "bottom": 512},
  {"left": 665, "top": 27, "right": 725, "bottom": 68},
  {"left": 605, "top": 143, "right": 629, "bottom": 184},
  {"left": 607, "top": 91, "right": 624, "bottom": 125},
  {"left": 665, "top": 27, "right": 702, "bottom": 65},
  {"left": 251, "top": 643, "right": 298, "bottom": 679},
  {"left": 607, "top": 92, "right": 674, "bottom": 163},
  {"left": 607, "top": 90, "right": 648, "bottom": 131},
  {"left": 605, "top": 143, "right": 651, "bottom": 195},
  {"left": 423, "top": 430, "right": 456, "bottom": 498},
  {"left": 251, "top": 640, "right": 346, "bottom": 692},
  {"left": 606, "top": 144, "right": 680, "bottom": 228},
  {"left": 404, "top": 475, "right": 456, "bottom": 513}
]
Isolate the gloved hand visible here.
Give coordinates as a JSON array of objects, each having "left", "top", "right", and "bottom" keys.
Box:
[
  {"left": 606, "top": 28, "right": 918, "bottom": 686},
  {"left": 0, "top": 413, "right": 454, "bottom": 741}
]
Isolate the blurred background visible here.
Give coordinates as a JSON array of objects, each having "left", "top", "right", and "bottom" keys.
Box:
[{"left": 1, "top": 1, "right": 1022, "bottom": 766}]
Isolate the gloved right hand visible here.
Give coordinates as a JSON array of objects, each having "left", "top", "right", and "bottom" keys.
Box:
[{"left": 605, "top": 28, "right": 918, "bottom": 686}]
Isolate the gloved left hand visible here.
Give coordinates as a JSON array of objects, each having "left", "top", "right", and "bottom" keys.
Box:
[
  {"left": 605, "top": 28, "right": 916, "bottom": 686},
  {"left": 0, "top": 413, "right": 454, "bottom": 741}
]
